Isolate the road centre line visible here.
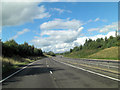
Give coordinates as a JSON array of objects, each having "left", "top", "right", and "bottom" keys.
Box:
[
  {"left": 50, "top": 71, "right": 53, "bottom": 74},
  {"left": 47, "top": 65, "right": 49, "bottom": 67}
]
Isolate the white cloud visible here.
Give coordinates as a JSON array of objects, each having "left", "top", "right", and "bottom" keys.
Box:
[
  {"left": 99, "top": 22, "right": 118, "bottom": 33},
  {"left": 31, "top": 22, "right": 116, "bottom": 53},
  {"left": 41, "top": 42, "right": 75, "bottom": 53},
  {"left": 10, "top": 29, "right": 30, "bottom": 40},
  {"left": 94, "top": 17, "right": 100, "bottom": 22},
  {"left": 2, "top": 2, "right": 50, "bottom": 26},
  {"left": 88, "top": 22, "right": 117, "bottom": 33},
  {"left": 31, "top": 19, "right": 117, "bottom": 53},
  {"left": 88, "top": 28, "right": 99, "bottom": 32},
  {"left": 74, "top": 31, "right": 116, "bottom": 46},
  {"left": 40, "top": 18, "right": 83, "bottom": 30},
  {"left": 51, "top": 8, "right": 72, "bottom": 14},
  {"left": 41, "top": 27, "right": 83, "bottom": 43},
  {"left": 31, "top": 27, "right": 83, "bottom": 47},
  {"left": 30, "top": 18, "right": 84, "bottom": 53},
  {"left": 41, "top": 31, "right": 116, "bottom": 53},
  {"left": 85, "top": 17, "right": 107, "bottom": 25}
]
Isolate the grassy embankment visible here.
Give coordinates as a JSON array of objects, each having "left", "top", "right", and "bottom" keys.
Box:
[
  {"left": 64, "top": 47, "right": 118, "bottom": 60},
  {"left": 2, "top": 56, "right": 44, "bottom": 75}
]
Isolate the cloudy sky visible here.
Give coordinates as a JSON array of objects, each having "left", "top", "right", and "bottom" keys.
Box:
[{"left": 2, "top": 1, "right": 118, "bottom": 53}]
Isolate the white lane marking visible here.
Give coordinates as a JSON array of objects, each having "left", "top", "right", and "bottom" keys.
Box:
[
  {"left": 50, "top": 71, "right": 53, "bottom": 74},
  {"left": 0, "top": 60, "right": 39, "bottom": 83},
  {"left": 53, "top": 59, "right": 120, "bottom": 82},
  {"left": 46, "top": 59, "right": 49, "bottom": 67}
]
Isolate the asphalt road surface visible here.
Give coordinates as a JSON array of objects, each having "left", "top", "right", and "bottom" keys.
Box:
[{"left": 2, "top": 56, "right": 119, "bottom": 88}]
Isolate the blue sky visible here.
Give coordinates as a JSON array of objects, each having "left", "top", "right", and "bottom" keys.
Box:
[{"left": 2, "top": 2, "right": 118, "bottom": 53}]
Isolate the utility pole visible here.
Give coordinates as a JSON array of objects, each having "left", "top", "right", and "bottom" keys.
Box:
[{"left": 115, "top": 30, "right": 118, "bottom": 37}]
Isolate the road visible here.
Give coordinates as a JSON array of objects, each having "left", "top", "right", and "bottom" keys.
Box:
[{"left": 2, "top": 56, "right": 119, "bottom": 89}]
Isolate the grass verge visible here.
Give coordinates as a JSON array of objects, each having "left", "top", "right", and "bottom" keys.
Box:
[{"left": 1, "top": 56, "right": 44, "bottom": 78}]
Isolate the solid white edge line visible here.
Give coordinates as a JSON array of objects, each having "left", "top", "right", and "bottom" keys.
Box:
[
  {"left": 0, "top": 60, "right": 38, "bottom": 83},
  {"left": 53, "top": 59, "right": 120, "bottom": 82}
]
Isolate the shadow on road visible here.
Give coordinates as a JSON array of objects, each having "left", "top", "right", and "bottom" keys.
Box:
[
  {"left": 2, "top": 65, "right": 64, "bottom": 86},
  {"left": 17, "top": 64, "right": 45, "bottom": 67}
]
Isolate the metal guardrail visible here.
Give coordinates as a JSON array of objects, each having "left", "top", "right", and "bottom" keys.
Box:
[
  {"left": 63, "top": 56, "right": 120, "bottom": 63},
  {"left": 54, "top": 56, "right": 119, "bottom": 73}
]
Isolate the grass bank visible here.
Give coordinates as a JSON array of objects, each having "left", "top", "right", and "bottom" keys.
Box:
[
  {"left": 88, "top": 47, "right": 118, "bottom": 60},
  {"left": 64, "top": 47, "right": 118, "bottom": 60},
  {"left": 64, "top": 49, "right": 99, "bottom": 59},
  {"left": 2, "top": 56, "right": 44, "bottom": 77}
]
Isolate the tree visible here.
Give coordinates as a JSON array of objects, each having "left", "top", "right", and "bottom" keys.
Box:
[
  {"left": 109, "top": 36, "right": 114, "bottom": 40},
  {"left": 2, "top": 39, "right": 43, "bottom": 57},
  {"left": 3, "top": 40, "right": 18, "bottom": 57},
  {"left": 73, "top": 46, "right": 79, "bottom": 51},
  {"left": 79, "top": 45, "right": 82, "bottom": 50},
  {"left": 47, "top": 51, "right": 56, "bottom": 56},
  {"left": 70, "top": 49, "right": 73, "bottom": 53}
]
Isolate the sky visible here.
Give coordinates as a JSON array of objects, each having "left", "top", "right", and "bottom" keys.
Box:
[{"left": 1, "top": 1, "right": 118, "bottom": 53}]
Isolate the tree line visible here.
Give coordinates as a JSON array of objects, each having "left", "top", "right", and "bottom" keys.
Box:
[
  {"left": 65, "top": 31, "right": 120, "bottom": 54},
  {"left": 45, "top": 51, "right": 56, "bottom": 56},
  {"left": 2, "top": 39, "right": 43, "bottom": 57}
]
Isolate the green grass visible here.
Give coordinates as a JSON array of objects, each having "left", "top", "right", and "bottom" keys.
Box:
[
  {"left": 2, "top": 56, "right": 43, "bottom": 74},
  {"left": 64, "top": 49, "right": 99, "bottom": 59},
  {"left": 88, "top": 47, "right": 118, "bottom": 60},
  {"left": 64, "top": 47, "right": 119, "bottom": 60}
]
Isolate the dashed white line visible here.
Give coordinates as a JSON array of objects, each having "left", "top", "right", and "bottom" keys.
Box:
[
  {"left": 50, "top": 71, "right": 53, "bottom": 74},
  {"left": 53, "top": 59, "right": 120, "bottom": 82}
]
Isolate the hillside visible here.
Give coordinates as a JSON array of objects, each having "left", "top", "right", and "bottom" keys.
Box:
[
  {"left": 88, "top": 47, "right": 118, "bottom": 60},
  {"left": 64, "top": 49, "right": 99, "bottom": 59},
  {"left": 64, "top": 47, "right": 118, "bottom": 60}
]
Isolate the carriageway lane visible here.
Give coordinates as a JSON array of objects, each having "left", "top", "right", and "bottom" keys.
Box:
[
  {"left": 53, "top": 56, "right": 119, "bottom": 79},
  {"left": 2, "top": 58, "right": 58, "bottom": 88},
  {"left": 2, "top": 57, "right": 119, "bottom": 88},
  {"left": 47, "top": 57, "right": 118, "bottom": 88}
]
